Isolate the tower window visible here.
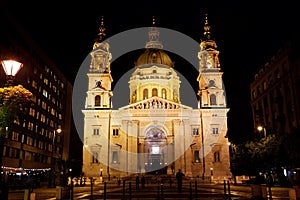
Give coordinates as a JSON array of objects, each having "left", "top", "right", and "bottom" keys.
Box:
[
  {"left": 192, "top": 128, "right": 199, "bottom": 135},
  {"left": 212, "top": 128, "right": 219, "bottom": 134},
  {"left": 210, "top": 94, "right": 217, "bottom": 105},
  {"left": 113, "top": 129, "right": 119, "bottom": 136},
  {"left": 112, "top": 151, "right": 118, "bottom": 163},
  {"left": 194, "top": 150, "right": 200, "bottom": 163},
  {"left": 95, "top": 95, "right": 101, "bottom": 106},
  {"left": 93, "top": 129, "right": 100, "bottom": 135},
  {"left": 214, "top": 151, "right": 220, "bottom": 162},
  {"left": 92, "top": 152, "right": 99, "bottom": 163}
]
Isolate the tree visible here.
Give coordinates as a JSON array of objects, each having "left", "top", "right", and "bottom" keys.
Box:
[{"left": 0, "top": 85, "right": 32, "bottom": 176}]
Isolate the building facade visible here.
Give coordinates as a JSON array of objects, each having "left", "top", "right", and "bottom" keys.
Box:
[
  {"left": 250, "top": 39, "right": 300, "bottom": 135},
  {"left": 0, "top": 15, "right": 73, "bottom": 181},
  {"left": 82, "top": 16, "right": 231, "bottom": 182}
]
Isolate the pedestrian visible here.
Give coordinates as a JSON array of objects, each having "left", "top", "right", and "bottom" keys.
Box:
[
  {"left": 136, "top": 175, "right": 140, "bottom": 189},
  {"left": 176, "top": 169, "right": 185, "bottom": 192},
  {"left": 141, "top": 175, "right": 146, "bottom": 188}
]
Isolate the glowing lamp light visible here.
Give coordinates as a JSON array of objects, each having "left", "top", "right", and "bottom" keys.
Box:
[
  {"left": 257, "top": 126, "right": 263, "bottom": 131},
  {"left": 1, "top": 60, "right": 23, "bottom": 76}
]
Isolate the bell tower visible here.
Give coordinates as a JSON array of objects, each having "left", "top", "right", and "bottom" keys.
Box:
[
  {"left": 197, "top": 14, "right": 231, "bottom": 179},
  {"left": 86, "top": 16, "right": 113, "bottom": 109}
]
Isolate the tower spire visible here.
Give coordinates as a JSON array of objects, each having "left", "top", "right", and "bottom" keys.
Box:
[
  {"left": 145, "top": 16, "right": 163, "bottom": 49},
  {"left": 94, "top": 16, "right": 106, "bottom": 44},
  {"left": 202, "top": 13, "right": 212, "bottom": 41}
]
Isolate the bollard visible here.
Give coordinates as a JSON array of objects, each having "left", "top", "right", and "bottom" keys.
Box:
[
  {"left": 227, "top": 180, "right": 231, "bottom": 200},
  {"left": 122, "top": 180, "right": 126, "bottom": 200},
  {"left": 195, "top": 181, "right": 198, "bottom": 200},
  {"left": 30, "top": 192, "right": 36, "bottom": 200},
  {"left": 223, "top": 180, "right": 227, "bottom": 199},
  {"left": 70, "top": 177, "right": 74, "bottom": 200},
  {"left": 157, "top": 185, "right": 160, "bottom": 200},
  {"left": 89, "top": 177, "right": 94, "bottom": 200},
  {"left": 104, "top": 182, "right": 107, "bottom": 200},
  {"left": 24, "top": 189, "right": 30, "bottom": 200},
  {"left": 189, "top": 181, "right": 192, "bottom": 200},
  {"left": 129, "top": 182, "right": 132, "bottom": 200},
  {"left": 161, "top": 184, "right": 164, "bottom": 200}
]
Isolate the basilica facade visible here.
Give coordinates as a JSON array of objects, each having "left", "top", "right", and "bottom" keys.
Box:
[{"left": 82, "top": 16, "right": 231, "bottom": 182}]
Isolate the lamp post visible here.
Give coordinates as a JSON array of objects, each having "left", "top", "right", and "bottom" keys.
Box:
[
  {"left": 210, "top": 167, "right": 213, "bottom": 182},
  {"left": 50, "top": 128, "right": 62, "bottom": 187},
  {"left": 0, "top": 59, "right": 25, "bottom": 199},
  {"left": 100, "top": 168, "right": 103, "bottom": 183}
]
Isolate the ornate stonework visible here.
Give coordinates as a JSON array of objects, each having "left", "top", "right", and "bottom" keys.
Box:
[{"left": 82, "top": 15, "right": 231, "bottom": 183}]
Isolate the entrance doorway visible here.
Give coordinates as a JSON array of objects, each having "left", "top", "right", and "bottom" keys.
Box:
[{"left": 144, "top": 126, "right": 167, "bottom": 174}]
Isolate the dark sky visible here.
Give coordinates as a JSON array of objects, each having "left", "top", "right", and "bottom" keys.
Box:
[{"left": 1, "top": 1, "right": 299, "bottom": 143}]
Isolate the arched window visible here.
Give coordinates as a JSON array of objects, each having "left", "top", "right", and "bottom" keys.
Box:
[
  {"left": 143, "top": 89, "right": 148, "bottom": 99},
  {"left": 162, "top": 88, "right": 167, "bottom": 99},
  {"left": 92, "top": 152, "right": 98, "bottom": 163},
  {"left": 214, "top": 151, "right": 220, "bottom": 162},
  {"left": 152, "top": 88, "right": 158, "bottom": 97},
  {"left": 210, "top": 94, "right": 217, "bottom": 105},
  {"left": 95, "top": 95, "right": 101, "bottom": 106}
]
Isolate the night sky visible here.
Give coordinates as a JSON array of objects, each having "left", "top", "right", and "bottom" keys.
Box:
[{"left": 1, "top": 1, "right": 299, "bottom": 143}]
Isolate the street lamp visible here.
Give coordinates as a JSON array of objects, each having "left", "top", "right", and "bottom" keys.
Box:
[
  {"left": 257, "top": 125, "right": 266, "bottom": 137},
  {"left": 210, "top": 167, "right": 214, "bottom": 182},
  {"left": 100, "top": 168, "right": 103, "bottom": 183},
  {"left": 1, "top": 60, "right": 23, "bottom": 86}
]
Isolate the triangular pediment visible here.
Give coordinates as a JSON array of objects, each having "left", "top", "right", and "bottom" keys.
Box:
[{"left": 119, "top": 96, "right": 192, "bottom": 110}]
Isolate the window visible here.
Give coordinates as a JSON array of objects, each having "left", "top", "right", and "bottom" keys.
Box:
[
  {"left": 194, "top": 150, "right": 200, "bottom": 163},
  {"left": 192, "top": 128, "right": 199, "bottom": 136},
  {"left": 27, "top": 136, "right": 33, "bottom": 146},
  {"left": 212, "top": 128, "right": 219, "bottom": 134},
  {"left": 92, "top": 152, "right": 98, "bottom": 163},
  {"left": 214, "top": 151, "right": 220, "bottom": 162},
  {"left": 43, "top": 89, "right": 48, "bottom": 97},
  {"left": 112, "top": 151, "right": 118, "bottom": 163},
  {"left": 12, "top": 132, "right": 19, "bottom": 141},
  {"left": 143, "top": 89, "right": 148, "bottom": 99},
  {"left": 93, "top": 129, "right": 100, "bottom": 135},
  {"left": 152, "top": 88, "right": 158, "bottom": 97},
  {"left": 113, "top": 129, "right": 119, "bottom": 136},
  {"left": 95, "top": 95, "right": 101, "bottom": 106},
  {"left": 210, "top": 94, "right": 217, "bottom": 105},
  {"left": 162, "top": 88, "right": 167, "bottom": 99}
]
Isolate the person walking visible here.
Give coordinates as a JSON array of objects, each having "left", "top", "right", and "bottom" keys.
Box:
[
  {"left": 141, "top": 175, "right": 146, "bottom": 188},
  {"left": 176, "top": 169, "right": 185, "bottom": 192}
]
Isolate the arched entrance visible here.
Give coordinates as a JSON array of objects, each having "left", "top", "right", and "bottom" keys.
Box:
[{"left": 144, "top": 126, "right": 168, "bottom": 174}]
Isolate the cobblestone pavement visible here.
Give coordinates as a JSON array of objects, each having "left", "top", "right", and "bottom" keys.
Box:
[{"left": 8, "top": 182, "right": 292, "bottom": 200}]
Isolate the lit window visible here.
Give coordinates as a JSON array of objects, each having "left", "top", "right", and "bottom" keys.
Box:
[
  {"left": 43, "top": 89, "right": 48, "bottom": 97},
  {"left": 112, "top": 151, "right": 118, "bottom": 163},
  {"left": 194, "top": 150, "right": 200, "bottom": 163}
]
